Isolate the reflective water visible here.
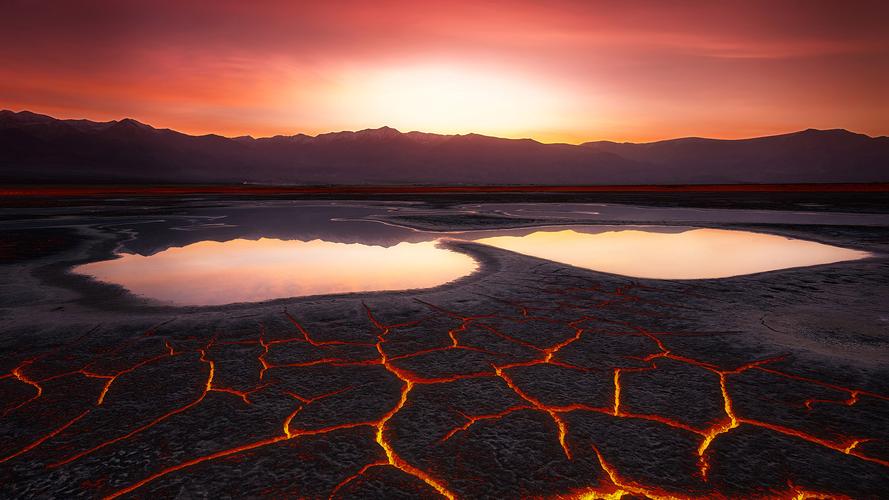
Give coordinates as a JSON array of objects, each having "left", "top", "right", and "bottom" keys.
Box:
[
  {"left": 64, "top": 201, "right": 873, "bottom": 305},
  {"left": 77, "top": 238, "right": 477, "bottom": 306},
  {"left": 475, "top": 228, "right": 870, "bottom": 279}
]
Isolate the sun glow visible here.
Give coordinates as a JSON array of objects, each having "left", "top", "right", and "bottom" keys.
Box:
[{"left": 332, "top": 64, "right": 572, "bottom": 139}]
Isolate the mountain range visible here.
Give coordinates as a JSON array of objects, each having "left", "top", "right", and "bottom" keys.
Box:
[{"left": 1, "top": 110, "right": 887, "bottom": 185}]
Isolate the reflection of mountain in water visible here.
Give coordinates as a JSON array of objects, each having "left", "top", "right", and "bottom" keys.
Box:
[
  {"left": 117, "top": 201, "right": 697, "bottom": 257},
  {"left": 109, "top": 200, "right": 889, "bottom": 257},
  {"left": 119, "top": 204, "right": 435, "bottom": 256},
  {"left": 81, "top": 237, "right": 479, "bottom": 306}
]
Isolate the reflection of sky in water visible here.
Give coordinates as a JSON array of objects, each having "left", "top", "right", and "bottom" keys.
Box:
[
  {"left": 475, "top": 228, "right": 870, "bottom": 280},
  {"left": 61, "top": 200, "right": 874, "bottom": 305},
  {"left": 77, "top": 238, "right": 477, "bottom": 306}
]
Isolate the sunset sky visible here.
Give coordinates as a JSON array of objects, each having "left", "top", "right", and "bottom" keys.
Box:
[{"left": 1, "top": 0, "right": 887, "bottom": 143}]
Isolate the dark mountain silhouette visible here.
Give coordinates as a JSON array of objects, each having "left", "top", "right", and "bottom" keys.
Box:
[
  {"left": 584, "top": 130, "right": 889, "bottom": 184},
  {"left": 1, "top": 110, "right": 887, "bottom": 185}
]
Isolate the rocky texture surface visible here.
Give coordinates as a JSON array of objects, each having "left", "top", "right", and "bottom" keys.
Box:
[{"left": 1, "top": 203, "right": 888, "bottom": 499}]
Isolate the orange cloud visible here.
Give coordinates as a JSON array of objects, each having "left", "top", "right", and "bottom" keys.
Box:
[{"left": 1, "top": 0, "right": 886, "bottom": 142}]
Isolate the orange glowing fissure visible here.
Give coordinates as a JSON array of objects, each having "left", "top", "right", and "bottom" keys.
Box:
[
  {"left": 0, "top": 284, "right": 886, "bottom": 498},
  {"left": 5, "top": 362, "right": 43, "bottom": 415}
]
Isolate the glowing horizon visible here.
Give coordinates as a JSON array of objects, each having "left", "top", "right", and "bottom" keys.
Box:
[{"left": 1, "top": 1, "right": 887, "bottom": 143}]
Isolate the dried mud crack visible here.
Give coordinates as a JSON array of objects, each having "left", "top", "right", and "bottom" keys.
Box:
[
  {"left": 2, "top": 270, "right": 888, "bottom": 499},
  {"left": 2, "top": 217, "right": 889, "bottom": 499}
]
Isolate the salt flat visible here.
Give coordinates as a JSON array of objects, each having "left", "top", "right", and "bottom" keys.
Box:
[{"left": 1, "top": 194, "right": 887, "bottom": 499}]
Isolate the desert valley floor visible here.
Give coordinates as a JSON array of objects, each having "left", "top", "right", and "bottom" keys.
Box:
[{"left": 1, "top": 193, "right": 888, "bottom": 499}]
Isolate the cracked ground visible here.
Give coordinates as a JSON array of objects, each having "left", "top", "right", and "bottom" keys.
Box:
[{"left": 2, "top": 217, "right": 889, "bottom": 499}]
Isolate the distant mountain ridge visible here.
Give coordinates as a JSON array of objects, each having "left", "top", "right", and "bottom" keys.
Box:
[{"left": 1, "top": 110, "right": 887, "bottom": 185}]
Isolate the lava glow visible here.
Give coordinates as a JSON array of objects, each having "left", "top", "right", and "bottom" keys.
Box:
[{"left": 1, "top": 281, "right": 886, "bottom": 498}]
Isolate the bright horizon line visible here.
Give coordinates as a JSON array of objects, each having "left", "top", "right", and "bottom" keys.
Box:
[{"left": 4, "top": 108, "right": 880, "bottom": 146}]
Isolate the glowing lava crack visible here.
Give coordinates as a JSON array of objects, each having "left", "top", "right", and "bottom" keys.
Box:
[{"left": 1, "top": 279, "right": 887, "bottom": 499}]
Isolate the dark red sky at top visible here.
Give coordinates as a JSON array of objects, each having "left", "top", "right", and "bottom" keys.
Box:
[{"left": 1, "top": 0, "right": 887, "bottom": 143}]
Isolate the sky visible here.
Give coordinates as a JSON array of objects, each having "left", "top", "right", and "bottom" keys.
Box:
[{"left": 1, "top": 0, "right": 887, "bottom": 143}]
